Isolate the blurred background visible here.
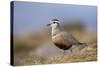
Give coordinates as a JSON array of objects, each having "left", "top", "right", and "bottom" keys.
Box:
[{"left": 13, "top": 1, "right": 97, "bottom": 65}]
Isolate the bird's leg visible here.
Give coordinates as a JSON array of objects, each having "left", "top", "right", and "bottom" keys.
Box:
[
  {"left": 69, "top": 48, "right": 73, "bottom": 58},
  {"left": 62, "top": 50, "right": 65, "bottom": 57},
  {"left": 58, "top": 50, "right": 65, "bottom": 62},
  {"left": 69, "top": 46, "right": 73, "bottom": 53},
  {"left": 70, "top": 48, "right": 72, "bottom": 53}
]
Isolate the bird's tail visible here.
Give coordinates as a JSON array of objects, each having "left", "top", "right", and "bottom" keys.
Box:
[
  {"left": 78, "top": 41, "right": 97, "bottom": 46},
  {"left": 78, "top": 42, "right": 86, "bottom": 45}
]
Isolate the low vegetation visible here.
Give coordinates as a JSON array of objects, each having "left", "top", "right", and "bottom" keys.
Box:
[{"left": 13, "top": 23, "right": 97, "bottom": 66}]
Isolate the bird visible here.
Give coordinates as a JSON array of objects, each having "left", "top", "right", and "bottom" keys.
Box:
[{"left": 47, "top": 19, "right": 85, "bottom": 55}]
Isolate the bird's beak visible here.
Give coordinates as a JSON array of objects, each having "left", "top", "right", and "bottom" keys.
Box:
[{"left": 47, "top": 23, "right": 51, "bottom": 26}]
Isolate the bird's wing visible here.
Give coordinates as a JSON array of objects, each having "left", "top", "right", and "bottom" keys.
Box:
[{"left": 61, "top": 32, "right": 79, "bottom": 45}]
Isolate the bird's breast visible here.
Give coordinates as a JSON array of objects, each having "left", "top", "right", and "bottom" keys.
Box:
[{"left": 52, "top": 34, "right": 65, "bottom": 45}]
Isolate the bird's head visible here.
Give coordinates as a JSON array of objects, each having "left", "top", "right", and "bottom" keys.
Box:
[{"left": 47, "top": 19, "right": 60, "bottom": 28}]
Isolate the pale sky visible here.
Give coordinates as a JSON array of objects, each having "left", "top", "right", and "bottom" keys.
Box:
[{"left": 13, "top": 1, "right": 97, "bottom": 35}]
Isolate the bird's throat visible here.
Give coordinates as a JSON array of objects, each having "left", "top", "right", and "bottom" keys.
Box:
[{"left": 51, "top": 26, "right": 61, "bottom": 36}]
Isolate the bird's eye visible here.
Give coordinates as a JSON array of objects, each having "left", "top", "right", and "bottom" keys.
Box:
[{"left": 53, "top": 22, "right": 56, "bottom": 24}]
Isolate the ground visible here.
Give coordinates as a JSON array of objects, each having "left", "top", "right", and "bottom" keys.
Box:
[{"left": 14, "top": 32, "right": 97, "bottom": 66}]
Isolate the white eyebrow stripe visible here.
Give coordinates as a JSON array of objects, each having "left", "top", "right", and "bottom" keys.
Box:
[{"left": 52, "top": 21, "right": 58, "bottom": 22}]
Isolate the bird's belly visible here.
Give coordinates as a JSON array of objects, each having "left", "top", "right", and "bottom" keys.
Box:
[{"left": 54, "top": 43, "right": 72, "bottom": 50}]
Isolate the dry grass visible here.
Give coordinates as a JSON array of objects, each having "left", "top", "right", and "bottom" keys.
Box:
[
  {"left": 13, "top": 31, "right": 97, "bottom": 66},
  {"left": 14, "top": 43, "right": 97, "bottom": 66}
]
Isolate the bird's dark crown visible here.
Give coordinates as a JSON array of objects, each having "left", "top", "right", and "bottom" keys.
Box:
[{"left": 52, "top": 19, "right": 59, "bottom": 21}]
